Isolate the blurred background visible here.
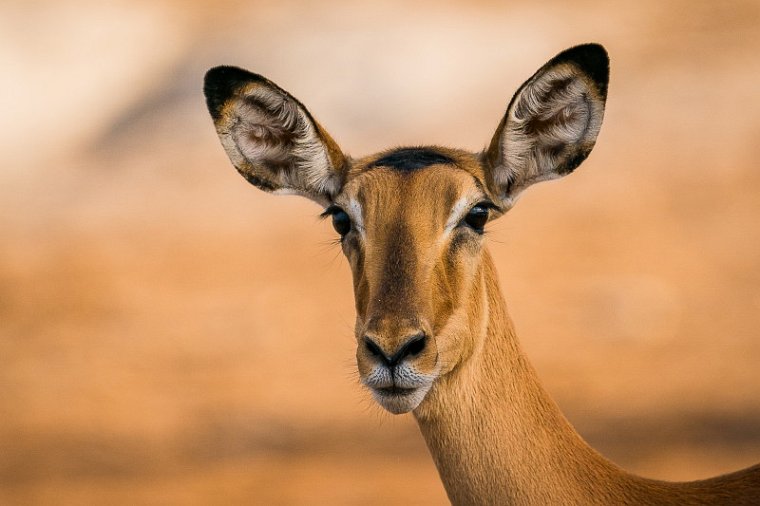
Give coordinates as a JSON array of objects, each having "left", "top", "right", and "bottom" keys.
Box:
[{"left": 1, "top": 0, "right": 759, "bottom": 504}]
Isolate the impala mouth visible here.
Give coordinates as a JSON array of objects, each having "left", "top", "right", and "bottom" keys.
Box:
[
  {"left": 375, "top": 385, "right": 417, "bottom": 397},
  {"left": 361, "top": 363, "right": 438, "bottom": 414},
  {"left": 370, "top": 384, "right": 427, "bottom": 414},
  {"left": 367, "top": 380, "right": 434, "bottom": 414}
]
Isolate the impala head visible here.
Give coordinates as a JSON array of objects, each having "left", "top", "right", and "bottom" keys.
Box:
[{"left": 204, "top": 44, "right": 609, "bottom": 414}]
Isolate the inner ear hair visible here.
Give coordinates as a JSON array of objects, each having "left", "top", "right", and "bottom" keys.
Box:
[
  {"left": 231, "top": 86, "right": 326, "bottom": 179},
  {"left": 204, "top": 66, "right": 346, "bottom": 206},
  {"left": 486, "top": 44, "right": 609, "bottom": 206}
]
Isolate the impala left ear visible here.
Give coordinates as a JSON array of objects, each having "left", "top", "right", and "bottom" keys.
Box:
[
  {"left": 204, "top": 66, "right": 347, "bottom": 206},
  {"left": 484, "top": 44, "right": 609, "bottom": 209}
]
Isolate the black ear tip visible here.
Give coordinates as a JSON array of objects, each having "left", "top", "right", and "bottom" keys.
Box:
[
  {"left": 203, "top": 65, "right": 260, "bottom": 120},
  {"left": 552, "top": 43, "right": 610, "bottom": 98}
]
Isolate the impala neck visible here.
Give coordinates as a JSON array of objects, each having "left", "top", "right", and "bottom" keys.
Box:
[{"left": 413, "top": 250, "right": 635, "bottom": 505}]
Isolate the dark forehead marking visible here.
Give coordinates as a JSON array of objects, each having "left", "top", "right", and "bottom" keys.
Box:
[{"left": 367, "top": 147, "right": 455, "bottom": 172}]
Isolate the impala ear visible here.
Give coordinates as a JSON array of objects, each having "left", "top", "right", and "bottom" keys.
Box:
[
  {"left": 204, "top": 66, "right": 347, "bottom": 206},
  {"left": 485, "top": 44, "right": 609, "bottom": 209}
]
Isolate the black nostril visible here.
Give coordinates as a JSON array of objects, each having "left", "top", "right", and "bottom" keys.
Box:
[
  {"left": 364, "top": 336, "right": 385, "bottom": 359},
  {"left": 406, "top": 334, "right": 426, "bottom": 357},
  {"left": 389, "top": 333, "right": 427, "bottom": 366}
]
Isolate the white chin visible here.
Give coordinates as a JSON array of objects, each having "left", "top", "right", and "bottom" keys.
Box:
[{"left": 371, "top": 384, "right": 431, "bottom": 414}]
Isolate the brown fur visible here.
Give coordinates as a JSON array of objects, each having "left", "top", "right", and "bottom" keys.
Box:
[{"left": 205, "top": 45, "right": 760, "bottom": 505}]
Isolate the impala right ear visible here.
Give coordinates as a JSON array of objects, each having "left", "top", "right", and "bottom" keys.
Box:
[
  {"left": 485, "top": 44, "right": 609, "bottom": 209},
  {"left": 204, "top": 66, "right": 347, "bottom": 206}
]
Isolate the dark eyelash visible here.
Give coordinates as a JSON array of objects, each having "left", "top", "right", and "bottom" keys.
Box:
[
  {"left": 477, "top": 200, "right": 501, "bottom": 212},
  {"left": 320, "top": 205, "right": 343, "bottom": 219}
]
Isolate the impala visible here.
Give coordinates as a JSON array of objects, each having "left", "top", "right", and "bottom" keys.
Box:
[{"left": 204, "top": 44, "right": 760, "bottom": 505}]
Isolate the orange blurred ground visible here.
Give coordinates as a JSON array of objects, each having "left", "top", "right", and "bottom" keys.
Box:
[{"left": 1, "top": 1, "right": 760, "bottom": 504}]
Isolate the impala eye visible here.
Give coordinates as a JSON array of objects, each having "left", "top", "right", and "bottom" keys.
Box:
[
  {"left": 322, "top": 206, "right": 351, "bottom": 237},
  {"left": 463, "top": 203, "right": 490, "bottom": 233},
  {"left": 332, "top": 210, "right": 351, "bottom": 236}
]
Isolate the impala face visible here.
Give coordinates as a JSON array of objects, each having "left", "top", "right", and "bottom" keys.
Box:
[
  {"left": 329, "top": 151, "right": 500, "bottom": 413},
  {"left": 204, "top": 44, "right": 609, "bottom": 414}
]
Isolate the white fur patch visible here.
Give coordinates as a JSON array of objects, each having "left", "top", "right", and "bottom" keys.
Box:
[
  {"left": 444, "top": 196, "right": 472, "bottom": 233},
  {"left": 346, "top": 198, "right": 365, "bottom": 237}
]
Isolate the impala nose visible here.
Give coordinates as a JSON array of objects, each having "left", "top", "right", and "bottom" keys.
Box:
[{"left": 364, "top": 333, "right": 427, "bottom": 367}]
